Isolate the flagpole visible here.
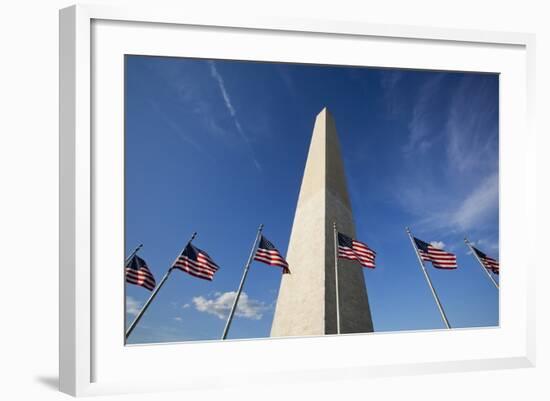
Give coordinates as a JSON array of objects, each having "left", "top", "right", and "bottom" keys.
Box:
[
  {"left": 125, "top": 232, "right": 197, "bottom": 341},
  {"left": 464, "top": 237, "right": 499, "bottom": 290},
  {"left": 333, "top": 222, "right": 341, "bottom": 335},
  {"left": 405, "top": 227, "right": 451, "bottom": 329},
  {"left": 221, "top": 224, "right": 263, "bottom": 340},
  {"left": 124, "top": 243, "right": 143, "bottom": 267}
]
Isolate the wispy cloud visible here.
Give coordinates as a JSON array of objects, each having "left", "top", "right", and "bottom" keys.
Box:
[
  {"left": 149, "top": 100, "right": 205, "bottom": 152},
  {"left": 446, "top": 76, "right": 498, "bottom": 173},
  {"left": 449, "top": 173, "right": 498, "bottom": 230},
  {"left": 378, "top": 69, "right": 404, "bottom": 118},
  {"left": 278, "top": 66, "right": 298, "bottom": 99},
  {"left": 380, "top": 69, "right": 403, "bottom": 91},
  {"left": 209, "top": 62, "right": 237, "bottom": 117},
  {"left": 476, "top": 238, "right": 499, "bottom": 252},
  {"left": 192, "top": 291, "right": 269, "bottom": 320},
  {"left": 414, "top": 173, "right": 498, "bottom": 233},
  {"left": 466, "top": 238, "right": 499, "bottom": 255},
  {"left": 395, "top": 74, "right": 499, "bottom": 238},
  {"left": 146, "top": 59, "right": 265, "bottom": 168},
  {"left": 208, "top": 61, "right": 262, "bottom": 172},
  {"left": 403, "top": 74, "right": 446, "bottom": 154},
  {"left": 126, "top": 296, "right": 142, "bottom": 316}
]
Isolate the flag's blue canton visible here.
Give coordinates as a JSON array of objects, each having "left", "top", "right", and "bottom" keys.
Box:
[
  {"left": 258, "top": 236, "right": 276, "bottom": 250},
  {"left": 181, "top": 243, "right": 199, "bottom": 259},
  {"left": 338, "top": 232, "right": 353, "bottom": 248},
  {"left": 413, "top": 237, "right": 431, "bottom": 253}
]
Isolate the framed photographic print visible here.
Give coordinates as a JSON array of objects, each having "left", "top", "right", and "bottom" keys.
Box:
[{"left": 59, "top": 4, "right": 536, "bottom": 396}]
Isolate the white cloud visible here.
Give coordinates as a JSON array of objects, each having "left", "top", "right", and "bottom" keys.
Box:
[
  {"left": 430, "top": 241, "right": 445, "bottom": 250},
  {"left": 126, "top": 296, "right": 142, "bottom": 316},
  {"left": 477, "top": 238, "right": 499, "bottom": 251},
  {"left": 450, "top": 173, "right": 499, "bottom": 231},
  {"left": 380, "top": 70, "right": 403, "bottom": 91},
  {"left": 446, "top": 76, "right": 498, "bottom": 173},
  {"left": 403, "top": 74, "right": 445, "bottom": 154},
  {"left": 389, "top": 75, "right": 499, "bottom": 237},
  {"left": 466, "top": 238, "right": 499, "bottom": 255},
  {"left": 173, "top": 317, "right": 182, "bottom": 322},
  {"left": 182, "top": 303, "right": 190, "bottom": 309},
  {"left": 209, "top": 62, "right": 236, "bottom": 117},
  {"left": 378, "top": 70, "right": 404, "bottom": 118},
  {"left": 278, "top": 67, "right": 298, "bottom": 99},
  {"left": 409, "top": 172, "right": 499, "bottom": 236},
  {"left": 149, "top": 100, "right": 205, "bottom": 151},
  {"left": 192, "top": 291, "right": 268, "bottom": 320},
  {"left": 208, "top": 61, "right": 262, "bottom": 172}
]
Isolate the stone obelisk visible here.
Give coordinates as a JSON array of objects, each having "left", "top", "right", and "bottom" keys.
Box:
[{"left": 271, "top": 108, "right": 374, "bottom": 337}]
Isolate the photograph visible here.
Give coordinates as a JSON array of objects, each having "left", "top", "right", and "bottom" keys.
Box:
[{"left": 123, "top": 55, "right": 500, "bottom": 344}]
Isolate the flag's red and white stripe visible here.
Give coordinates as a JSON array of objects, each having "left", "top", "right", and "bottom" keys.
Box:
[
  {"left": 473, "top": 246, "right": 499, "bottom": 274},
  {"left": 173, "top": 243, "right": 220, "bottom": 281},
  {"left": 337, "top": 232, "right": 376, "bottom": 268},
  {"left": 418, "top": 247, "right": 457, "bottom": 269},
  {"left": 125, "top": 255, "right": 156, "bottom": 291},
  {"left": 125, "top": 268, "right": 156, "bottom": 290},
  {"left": 254, "top": 235, "right": 290, "bottom": 274},
  {"left": 480, "top": 256, "right": 499, "bottom": 274},
  {"left": 413, "top": 237, "right": 457, "bottom": 269}
]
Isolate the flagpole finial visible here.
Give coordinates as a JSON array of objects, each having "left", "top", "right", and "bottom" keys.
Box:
[
  {"left": 258, "top": 223, "right": 264, "bottom": 231},
  {"left": 405, "top": 226, "right": 411, "bottom": 234},
  {"left": 190, "top": 232, "right": 198, "bottom": 242},
  {"left": 333, "top": 221, "right": 336, "bottom": 229}
]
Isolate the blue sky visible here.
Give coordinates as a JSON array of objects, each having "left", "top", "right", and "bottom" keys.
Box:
[{"left": 125, "top": 56, "right": 499, "bottom": 344}]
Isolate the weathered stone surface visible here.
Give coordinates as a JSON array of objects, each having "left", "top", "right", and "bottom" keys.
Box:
[{"left": 270, "top": 108, "right": 373, "bottom": 337}]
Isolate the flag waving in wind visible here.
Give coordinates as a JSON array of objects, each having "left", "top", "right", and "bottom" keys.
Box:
[
  {"left": 413, "top": 237, "right": 457, "bottom": 269},
  {"left": 472, "top": 246, "right": 499, "bottom": 274},
  {"left": 125, "top": 254, "right": 156, "bottom": 291},
  {"left": 254, "top": 235, "right": 290, "bottom": 274},
  {"left": 337, "top": 232, "right": 376, "bottom": 268},
  {"left": 173, "top": 243, "right": 220, "bottom": 281}
]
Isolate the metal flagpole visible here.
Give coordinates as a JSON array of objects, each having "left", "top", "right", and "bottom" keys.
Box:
[
  {"left": 125, "top": 232, "right": 197, "bottom": 341},
  {"left": 333, "top": 222, "right": 341, "bottom": 335},
  {"left": 221, "top": 224, "right": 264, "bottom": 340},
  {"left": 464, "top": 237, "right": 499, "bottom": 290},
  {"left": 405, "top": 227, "right": 451, "bottom": 329},
  {"left": 124, "top": 243, "right": 143, "bottom": 267}
]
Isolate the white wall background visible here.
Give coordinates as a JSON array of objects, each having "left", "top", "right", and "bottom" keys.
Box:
[{"left": 0, "top": 0, "right": 547, "bottom": 399}]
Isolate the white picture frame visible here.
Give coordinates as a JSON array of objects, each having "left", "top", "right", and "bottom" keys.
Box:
[{"left": 59, "top": 4, "right": 536, "bottom": 397}]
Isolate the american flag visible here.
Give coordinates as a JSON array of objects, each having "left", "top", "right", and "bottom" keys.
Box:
[
  {"left": 125, "top": 255, "right": 156, "bottom": 291},
  {"left": 173, "top": 243, "right": 219, "bottom": 281},
  {"left": 473, "top": 246, "right": 499, "bottom": 274},
  {"left": 337, "top": 232, "right": 376, "bottom": 268},
  {"left": 254, "top": 235, "right": 290, "bottom": 274},
  {"left": 413, "top": 237, "right": 457, "bottom": 269}
]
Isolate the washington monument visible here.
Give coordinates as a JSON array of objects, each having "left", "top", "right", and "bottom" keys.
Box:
[{"left": 271, "top": 108, "right": 374, "bottom": 337}]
